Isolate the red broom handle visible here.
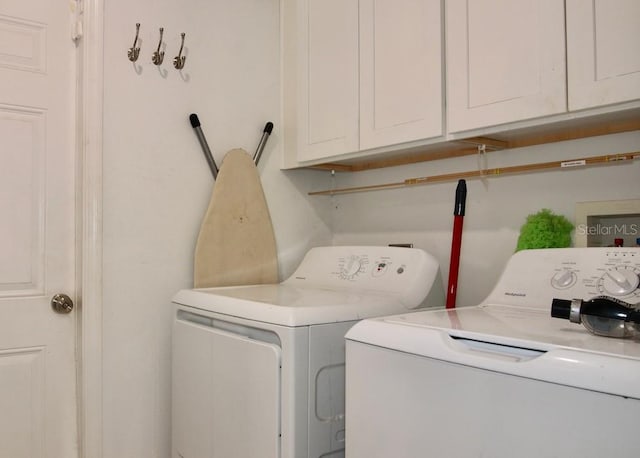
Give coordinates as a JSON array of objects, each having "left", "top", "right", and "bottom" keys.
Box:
[{"left": 446, "top": 180, "right": 467, "bottom": 309}]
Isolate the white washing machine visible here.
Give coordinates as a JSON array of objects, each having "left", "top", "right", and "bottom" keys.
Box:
[
  {"left": 171, "top": 246, "right": 443, "bottom": 458},
  {"left": 346, "top": 247, "right": 640, "bottom": 458}
]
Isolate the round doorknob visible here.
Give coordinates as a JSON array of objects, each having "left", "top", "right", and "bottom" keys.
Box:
[{"left": 51, "top": 293, "right": 74, "bottom": 314}]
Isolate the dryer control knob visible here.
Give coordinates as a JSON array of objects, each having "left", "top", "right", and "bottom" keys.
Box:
[{"left": 340, "top": 255, "right": 363, "bottom": 279}]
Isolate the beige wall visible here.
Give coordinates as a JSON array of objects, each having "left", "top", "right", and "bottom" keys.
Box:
[
  {"left": 330, "top": 131, "right": 640, "bottom": 306},
  {"left": 102, "top": 1, "right": 331, "bottom": 456},
  {"left": 101, "top": 1, "right": 640, "bottom": 456}
]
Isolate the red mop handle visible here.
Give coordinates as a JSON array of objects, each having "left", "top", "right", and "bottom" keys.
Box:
[{"left": 446, "top": 180, "right": 467, "bottom": 309}]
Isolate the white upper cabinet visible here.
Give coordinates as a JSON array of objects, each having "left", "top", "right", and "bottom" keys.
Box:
[
  {"left": 566, "top": 0, "right": 640, "bottom": 111},
  {"left": 359, "top": 0, "right": 443, "bottom": 151},
  {"left": 445, "top": 0, "right": 567, "bottom": 133},
  {"left": 295, "top": 0, "right": 359, "bottom": 162},
  {"left": 284, "top": 0, "right": 639, "bottom": 168},
  {"left": 293, "top": 0, "right": 443, "bottom": 163}
]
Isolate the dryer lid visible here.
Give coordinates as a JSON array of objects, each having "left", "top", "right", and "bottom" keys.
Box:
[
  {"left": 174, "top": 246, "right": 442, "bottom": 326},
  {"left": 173, "top": 284, "right": 409, "bottom": 326}
]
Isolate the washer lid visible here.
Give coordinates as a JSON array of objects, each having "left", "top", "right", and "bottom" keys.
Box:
[
  {"left": 381, "top": 304, "right": 640, "bottom": 358},
  {"left": 346, "top": 305, "right": 640, "bottom": 399},
  {"left": 173, "top": 284, "right": 410, "bottom": 326}
]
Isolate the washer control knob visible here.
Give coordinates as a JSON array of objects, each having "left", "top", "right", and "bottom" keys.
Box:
[
  {"left": 602, "top": 268, "right": 640, "bottom": 296},
  {"left": 551, "top": 269, "right": 576, "bottom": 289}
]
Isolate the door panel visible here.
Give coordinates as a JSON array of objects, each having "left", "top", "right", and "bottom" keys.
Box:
[
  {"left": 173, "top": 317, "right": 281, "bottom": 458},
  {"left": 566, "top": 0, "right": 640, "bottom": 110},
  {"left": 297, "top": 0, "right": 359, "bottom": 161},
  {"left": 446, "top": 0, "right": 566, "bottom": 132},
  {"left": 0, "top": 347, "right": 45, "bottom": 458},
  {"left": 0, "top": 0, "right": 77, "bottom": 456},
  {"left": 359, "top": 0, "right": 443, "bottom": 150},
  {"left": 0, "top": 15, "right": 46, "bottom": 74},
  {"left": 0, "top": 106, "right": 46, "bottom": 295}
]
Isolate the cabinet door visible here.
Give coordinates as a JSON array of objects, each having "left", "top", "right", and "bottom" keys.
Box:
[
  {"left": 446, "top": 0, "right": 566, "bottom": 133},
  {"left": 359, "top": 0, "right": 443, "bottom": 150},
  {"left": 567, "top": 0, "right": 640, "bottom": 111},
  {"left": 297, "top": 0, "right": 359, "bottom": 162}
]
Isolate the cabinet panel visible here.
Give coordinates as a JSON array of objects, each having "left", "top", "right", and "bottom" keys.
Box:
[
  {"left": 567, "top": 0, "right": 640, "bottom": 110},
  {"left": 359, "top": 0, "right": 443, "bottom": 150},
  {"left": 297, "top": 0, "right": 359, "bottom": 162},
  {"left": 172, "top": 319, "right": 281, "bottom": 458},
  {"left": 446, "top": 0, "right": 566, "bottom": 133}
]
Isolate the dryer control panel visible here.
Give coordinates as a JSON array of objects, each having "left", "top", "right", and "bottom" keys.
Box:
[
  {"left": 335, "top": 253, "right": 406, "bottom": 281},
  {"left": 486, "top": 248, "right": 640, "bottom": 308},
  {"left": 284, "top": 246, "right": 441, "bottom": 308}
]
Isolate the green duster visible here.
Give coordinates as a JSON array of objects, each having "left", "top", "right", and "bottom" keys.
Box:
[{"left": 516, "top": 209, "right": 574, "bottom": 252}]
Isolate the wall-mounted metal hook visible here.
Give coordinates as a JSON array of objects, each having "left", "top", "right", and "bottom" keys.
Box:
[
  {"left": 152, "top": 27, "right": 165, "bottom": 65},
  {"left": 127, "top": 23, "right": 141, "bottom": 62},
  {"left": 173, "top": 33, "right": 186, "bottom": 70}
]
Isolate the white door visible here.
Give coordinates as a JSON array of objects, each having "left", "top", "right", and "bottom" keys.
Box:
[
  {"left": 173, "top": 318, "right": 281, "bottom": 458},
  {"left": 296, "top": 0, "right": 359, "bottom": 162},
  {"left": 445, "top": 0, "right": 566, "bottom": 133},
  {"left": 0, "top": 0, "right": 78, "bottom": 457},
  {"left": 359, "top": 0, "right": 443, "bottom": 150},
  {"left": 566, "top": 0, "right": 640, "bottom": 110}
]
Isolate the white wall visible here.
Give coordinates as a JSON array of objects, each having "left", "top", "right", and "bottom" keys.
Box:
[
  {"left": 102, "top": 1, "right": 331, "bottom": 456},
  {"left": 101, "top": 2, "right": 640, "bottom": 456},
  {"left": 329, "top": 130, "right": 640, "bottom": 307}
]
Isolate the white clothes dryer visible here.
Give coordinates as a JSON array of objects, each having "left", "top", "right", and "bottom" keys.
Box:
[
  {"left": 346, "top": 247, "right": 640, "bottom": 458},
  {"left": 171, "top": 246, "right": 442, "bottom": 458}
]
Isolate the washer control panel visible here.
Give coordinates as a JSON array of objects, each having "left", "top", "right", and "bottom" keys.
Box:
[
  {"left": 487, "top": 248, "right": 640, "bottom": 308},
  {"left": 550, "top": 250, "right": 640, "bottom": 302}
]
